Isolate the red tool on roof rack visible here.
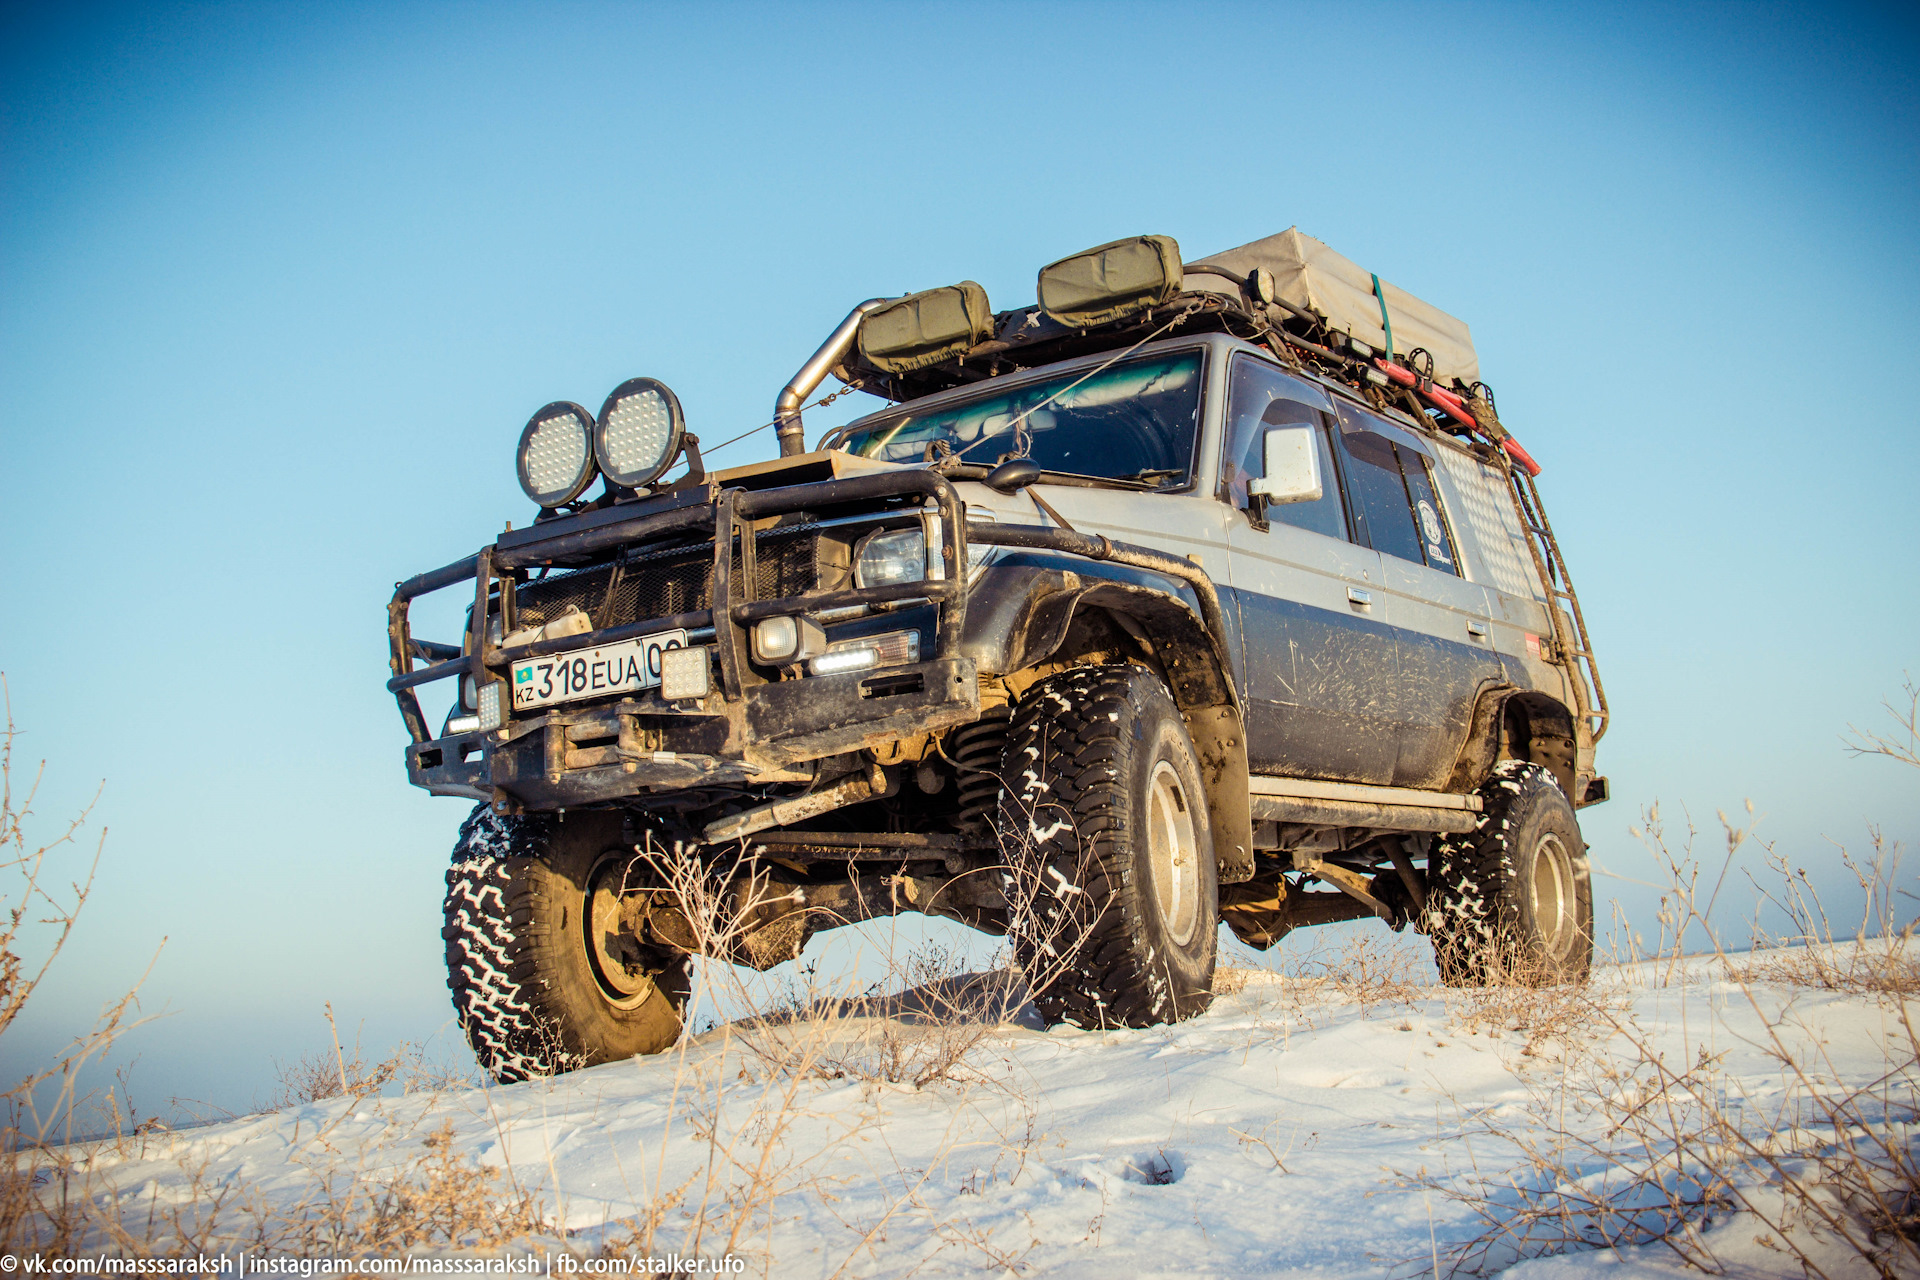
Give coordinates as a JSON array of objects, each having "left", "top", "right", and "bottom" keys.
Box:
[{"left": 1373, "top": 359, "right": 1542, "bottom": 476}]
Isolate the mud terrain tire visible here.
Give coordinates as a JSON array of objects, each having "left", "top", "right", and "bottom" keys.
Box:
[
  {"left": 999, "top": 664, "right": 1217, "bottom": 1028},
  {"left": 1425, "top": 760, "right": 1593, "bottom": 986},
  {"left": 444, "top": 805, "right": 687, "bottom": 1082}
]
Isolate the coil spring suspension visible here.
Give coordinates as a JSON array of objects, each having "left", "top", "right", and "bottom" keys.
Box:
[{"left": 948, "top": 709, "right": 1011, "bottom": 832}]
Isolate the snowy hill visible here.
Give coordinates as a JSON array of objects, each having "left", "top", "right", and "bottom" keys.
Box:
[{"left": 48, "top": 947, "right": 1918, "bottom": 1278}]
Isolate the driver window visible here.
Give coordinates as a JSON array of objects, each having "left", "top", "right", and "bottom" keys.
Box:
[{"left": 1219, "top": 354, "right": 1347, "bottom": 541}]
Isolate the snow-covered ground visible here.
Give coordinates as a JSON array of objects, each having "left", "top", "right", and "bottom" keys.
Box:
[{"left": 60, "top": 944, "right": 1918, "bottom": 1278}]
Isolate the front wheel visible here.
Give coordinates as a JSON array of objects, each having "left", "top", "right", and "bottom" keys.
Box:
[
  {"left": 443, "top": 805, "right": 689, "bottom": 1082},
  {"left": 1425, "top": 760, "right": 1593, "bottom": 986},
  {"left": 998, "top": 664, "right": 1218, "bottom": 1029}
]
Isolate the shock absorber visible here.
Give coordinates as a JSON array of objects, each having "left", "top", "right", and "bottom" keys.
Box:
[{"left": 947, "top": 709, "right": 1011, "bottom": 832}]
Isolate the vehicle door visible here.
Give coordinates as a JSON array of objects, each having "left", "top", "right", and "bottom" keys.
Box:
[
  {"left": 1218, "top": 353, "right": 1400, "bottom": 784},
  {"left": 1329, "top": 403, "right": 1503, "bottom": 788}
]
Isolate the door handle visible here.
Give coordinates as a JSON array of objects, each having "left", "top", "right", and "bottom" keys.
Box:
[
  {"left": 1467, "top": 620, "right": 1489, "bottom": 638},
  {"left": 1347, "top": 588, "right": 1372, "bottom": 608}
]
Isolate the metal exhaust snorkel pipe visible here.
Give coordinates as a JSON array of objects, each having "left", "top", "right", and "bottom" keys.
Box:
[{"left": 774, "top": 297, "right": 890, "bottom": 457}]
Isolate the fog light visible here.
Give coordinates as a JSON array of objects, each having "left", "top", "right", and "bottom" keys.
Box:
[
  {"left": 660, "top": 645, "right": 712, "bottom": 701},
  {"left": 446, "top": 714, "right": 481, "bottom": 736},
  {"left": 810, "top": 645, "right": 880, "bottom": 676},
  {"left": 477, "top": 681, "right": 506, "bottom": 731},
  {"left": 752, "top": 615, "right": 825, "bottom": 665},
  {"left": 807, "top": 629, "right": 919, "bottom": 676}
]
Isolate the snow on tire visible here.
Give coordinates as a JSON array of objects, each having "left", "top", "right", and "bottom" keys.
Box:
[
  {"left": 443, "top": 804, "right": 686, "bottom": 1083},
  {"left": 1424, "top": 760, "right": 1593, "bottom": 986},
  {"left": 998, "top": 663, "right": 1218, "bottom": 1029}
]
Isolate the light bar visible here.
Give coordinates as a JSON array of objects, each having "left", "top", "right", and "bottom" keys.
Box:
[
  {"left": 810, "top": 645, "right": 879, "bottom": 676},
  {"left": 807, "top": 629, "right": 919, "bottom": 677}
]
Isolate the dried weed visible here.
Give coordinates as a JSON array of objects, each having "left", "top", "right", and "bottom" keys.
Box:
[{"left": 1408, "top": 697, "right": 1920, "bottom": 1280}]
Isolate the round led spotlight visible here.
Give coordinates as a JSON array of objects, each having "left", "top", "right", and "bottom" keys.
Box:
[
  {"left": 517, "top": 402, "right": 598, "bottom": 508},
  {"left": 595, "top": 377, "right": 686, "bottom": 490}
]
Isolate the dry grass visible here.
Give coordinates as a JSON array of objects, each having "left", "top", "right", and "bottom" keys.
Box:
[
  {"left": 0, "top": 680, "right": 552, "bottom": 1262},
  {"left": 267, "top": 1005, "right": 480, "bottom": 1111},
  {"left": 589, "top": 828, "right": 1060, "bottom": 1273},
  {"left": 1251, "top": 929, "right": 1427, "bottom": 1028},
  {"left": 297, "top": 1119, "right": 552, "bottom": 1253},
  {"left": 1728, "top": 834, "right": 1919, "bottom": 997},
  {"left": 69, "top": 1113, "right": 560, "bottom": 1259},
  {"left": 18, "top": 677, "right": 1915, "bottom": 1275},
  {"left": 1407, "top": 688, "right": 1920, "bottom": 1279},
  {"left": 1, "top": 674, "right": 165, "bottom": 1256},
  {"left": 2, "top": 770, "right": 1049, "bottom": 1273},
  {"left": 1218, "top": 917, "right": 1614, "bottom": 1067},
  {"left": 1410, "top": 984, "right": 1920, "bottom": 1277},
  {"left": 1444, "top": 973, "right": 1615, "bottom": 1061},
  {"left": 1211, "top": 965, "right": 1255, "bottom": 998}
]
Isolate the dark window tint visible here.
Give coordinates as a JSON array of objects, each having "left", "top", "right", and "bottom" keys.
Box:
[
  {"left": 1220, "top": 355, "right": 1347, "bottom": 541},
  {"left": 1331, "top": 406, "right": 1461, "bottom": 574},
  {"left": 1335, "top": 421, "right": 1424, "bottom": 562}
]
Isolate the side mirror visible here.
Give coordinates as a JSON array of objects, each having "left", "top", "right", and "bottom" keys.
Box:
[{"left": 1248, "top": 425, "right": 1323, "bottom": 505}]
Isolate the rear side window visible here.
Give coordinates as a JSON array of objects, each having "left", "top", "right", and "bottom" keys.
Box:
[
  {"left": 1399, "top": 451, "right": 1459, "bottom": 572},
  {"left": 1333, "top": 406, "right": 1461, "bottom": 575},
  {"left": 1219, "top": 355, "right": 1347, "bottom": 541}
]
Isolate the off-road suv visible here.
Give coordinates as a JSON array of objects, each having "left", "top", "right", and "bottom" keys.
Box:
[{"left": 386, "top": 229, "right": 1610, "bottom": 1082}]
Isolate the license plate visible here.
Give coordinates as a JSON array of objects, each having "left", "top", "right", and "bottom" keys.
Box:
[{"left": 510, "top": 630, "right": 688, "bottom": 710}]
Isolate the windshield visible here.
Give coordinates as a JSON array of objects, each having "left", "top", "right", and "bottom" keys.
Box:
[{"left": 837, "top": 349, "right": 1204, "bottom": 484}]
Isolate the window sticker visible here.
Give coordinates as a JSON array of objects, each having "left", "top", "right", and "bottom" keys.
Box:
[{"left": 1416, "top": 499, "right": 1453, "bottom": 567}]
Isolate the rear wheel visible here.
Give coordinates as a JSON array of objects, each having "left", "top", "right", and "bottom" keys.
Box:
[
  {"left": 1425, "top": 761, "right": 1593, "bottom": 986},
  {"left": 998, "top": 664, "right": 1218, "bottom": 1028},
  {"left": 444, "top": 805, "right": 688, "bottom": 1082}
]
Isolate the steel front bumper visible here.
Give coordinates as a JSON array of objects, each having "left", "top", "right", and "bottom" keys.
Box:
[
  {"left": 408, "top": 655, "right": 978, "bottom": 808},
  {"left": 388, "top": 469, "right": 979, "bottom": 811}
]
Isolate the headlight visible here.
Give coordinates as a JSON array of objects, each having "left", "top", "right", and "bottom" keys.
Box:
[
  {"left": 853, "top": 526, "right": 996, "bottom": 589},
  {"left": 517, "top": 402, "right": 598, "bottom": 508},
  {"left": 854, "top": 528, "right": 928, "bottom": 589},
  {"left": 595, "top": 377, "right": 685, "bottom": 489}
]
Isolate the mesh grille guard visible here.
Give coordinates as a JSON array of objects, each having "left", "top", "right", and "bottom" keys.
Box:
[{"left": 385, "top": 469, "right": 970, "bottom": 747}]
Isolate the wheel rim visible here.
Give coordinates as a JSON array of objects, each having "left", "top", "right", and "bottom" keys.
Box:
[
  {"left": 1530, "top": 832, "right": 1577, "bottom": 958},
  {"left": 1145, "top": 760, "right": 1201, "bottom": 947},
  {"left": 586, "top": 855, "right": 654, "bottom": 1010}
]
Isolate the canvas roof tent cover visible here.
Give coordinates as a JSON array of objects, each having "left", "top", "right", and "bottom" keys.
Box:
[{"left": 1186, "top": 228, "right": 1480, "bottom": 387}]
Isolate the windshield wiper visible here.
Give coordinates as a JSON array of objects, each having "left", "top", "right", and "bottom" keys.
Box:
[
  {"left": 934, "top": 461, "right": 1177, "bottom": 493},
  {"left": 1110, "top": 468, "right": 1184, "bottom": 487}
]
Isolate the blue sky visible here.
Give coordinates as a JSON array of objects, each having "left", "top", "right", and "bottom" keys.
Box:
[{"left": 3, "top": 1, "right": 1915, "bottom": 1117}]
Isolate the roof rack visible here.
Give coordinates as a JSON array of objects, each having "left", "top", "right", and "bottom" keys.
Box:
[{"left": 811, "top": 230, "right": 1607, "bottom": 743}]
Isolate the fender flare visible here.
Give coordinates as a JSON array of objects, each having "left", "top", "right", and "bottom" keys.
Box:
[
  {"left": 966, "top": 569, "right": 1253, "bottom": 883},
  {"left": 1444, "top": 683, "right": 1578, "bottom": 801}
]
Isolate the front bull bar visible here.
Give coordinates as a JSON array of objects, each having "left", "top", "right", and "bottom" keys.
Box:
[{"left": 385, "top": 469, "right": 970, "bottom": 748}]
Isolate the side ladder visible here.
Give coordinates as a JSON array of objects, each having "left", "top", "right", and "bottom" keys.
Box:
[{"left": 1506, "top": 465, "right": 1610, "bottom": 744}]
